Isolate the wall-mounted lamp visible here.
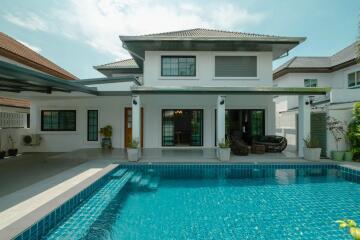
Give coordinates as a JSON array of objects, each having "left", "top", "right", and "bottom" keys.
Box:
[
  {"left": 220, "top": 99, "right": 225, "bottom": 105},
  {"left": 133, "top": 99, "right": 137, "bottom": 105}
]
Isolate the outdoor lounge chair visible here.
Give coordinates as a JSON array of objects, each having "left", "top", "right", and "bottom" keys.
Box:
[
  {"left": 230, "top": 131, "right": 249, "bottom": 156},
  {"left": 252, "top": 135, "right": 287, "bottom": 153}
]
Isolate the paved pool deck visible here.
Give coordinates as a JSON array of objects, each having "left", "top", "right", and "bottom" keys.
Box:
[{"left": 0, "top": 148, "right": 358, "bottom": 239}]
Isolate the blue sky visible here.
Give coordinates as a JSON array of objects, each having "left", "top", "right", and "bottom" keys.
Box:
[{"left": 1, "top": 0, "right": 359, "bottom": 79}]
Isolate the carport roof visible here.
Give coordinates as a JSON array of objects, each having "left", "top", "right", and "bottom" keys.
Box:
[{"left": 0, "top": 60, "right": 97, "bottom": 95}]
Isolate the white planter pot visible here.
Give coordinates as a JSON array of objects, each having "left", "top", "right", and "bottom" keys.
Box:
[
  {"left": 303, "top": 147, "right": 321, "bottom": 161},
  {"left": 127, "top": 148, "right": 139, "bottom": 162},
  {"left": 218, "top": 148, "right": 231, "bottom": 161}
]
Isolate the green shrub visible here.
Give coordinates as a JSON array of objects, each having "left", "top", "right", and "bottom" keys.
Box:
[
  {"left": 303, "top": 135, "right": 320, "bottom": 148},
  {"left": 347, "top": 102, "right": 360, "bottom": 160}
]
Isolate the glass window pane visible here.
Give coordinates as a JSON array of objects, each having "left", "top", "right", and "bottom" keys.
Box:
[
  {"left": 41, "top": 110, "right": 76, "bottom": 131},
  {"left": 87, "top": 110, "right": 98, "bottom": 141},
  {"left": 161, "top": 56, "right": 196, "bottom": 76},
  {"left": 357, "top": 71, "right": 360, "bottom": 85},
  {"left": 348, "top": 73, "right": 356, "bottom": 87}
]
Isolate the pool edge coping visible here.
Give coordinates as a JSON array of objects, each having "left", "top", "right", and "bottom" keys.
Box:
[{"left": 0, "top": 163, "right": 119, "bottom": 240}]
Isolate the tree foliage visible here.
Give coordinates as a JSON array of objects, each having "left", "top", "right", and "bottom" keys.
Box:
[{"left": 347, "top": 102, "right": 360, "bottom": 160}]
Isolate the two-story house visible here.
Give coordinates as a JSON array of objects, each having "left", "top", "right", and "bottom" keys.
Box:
[
  {"left": 274, "top": 41, "right": 360, "bottom": 157},
  {"left": 0, "top": 29, "right": 329, "bottom": 157}
]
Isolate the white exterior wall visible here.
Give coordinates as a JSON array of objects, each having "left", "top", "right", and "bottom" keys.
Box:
[
  {"left": 26, "top": 94, "right": 275, "bottom": 152},
  {"left": 275, "top": 64, "right": 360, "bottom": 156},
  {"left": 143, "top": 51, "right": 273, "bottom": 87}
]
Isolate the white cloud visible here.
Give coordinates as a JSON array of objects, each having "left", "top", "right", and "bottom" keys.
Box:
[
  {"left": 210, "top": 4, "right": 265, "bottom": 29},
  {"left": 4, "top": 0, "right": 265, "bottom": 60},
  {"left": 4, "top": 13, "right": 48, "bottom": 32},
  {"left": 18, "top": 40, "right": 41, "bottom": 53}
]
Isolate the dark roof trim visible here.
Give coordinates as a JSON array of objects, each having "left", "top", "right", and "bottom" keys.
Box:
[
  {"left": 74, "top": 76, "right": 141, "bottom": 85},
  {"left": 274, "top": 59, "right": 357, "bottom": 79},
  {"left": 131, "top": 86, "right": 330, "bottom": 95}
]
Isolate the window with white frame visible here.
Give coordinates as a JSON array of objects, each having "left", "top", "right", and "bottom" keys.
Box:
[
  {"left": 348, "top": 71, "right": 360, "bottom": 88},
  {"left": 304, "top": 79, "right": 318, "bottom": 87}
]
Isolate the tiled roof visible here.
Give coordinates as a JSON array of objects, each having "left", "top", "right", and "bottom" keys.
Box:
[
  {"left": 0, "top": 32, "right": 77, "bottom": 80},
  {"left": 274, "top": 41, "right": 359, "bottom": 74},
  {"left": 94, "top": 58, "right": 138, "bottom": 69},
  {"left": 121, "top": 28, "right": 305, "bottom": 42},
  {"left": 0, "top": 97, "right": 29, "bottom": 109},
  {"left": 141, "top": 28, "right": 280, "bottom": 38}
]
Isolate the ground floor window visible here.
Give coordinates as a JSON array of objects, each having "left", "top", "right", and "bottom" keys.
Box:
[
  {"left": 87, "top": 110, "right": 98, "bottom": 141},
  {"left": 41, "top": 110, "right": 76, "bottom": 131},
  {"left": 162, "top": 109, "right": 203, "bottom": 146},
  {"left": 215, "top": 109, "right": 265, "bottom": 145}
]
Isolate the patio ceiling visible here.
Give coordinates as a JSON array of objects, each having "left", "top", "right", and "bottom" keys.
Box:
[{"left": 131, "top": 86, "right": 331, "bottom": 95}]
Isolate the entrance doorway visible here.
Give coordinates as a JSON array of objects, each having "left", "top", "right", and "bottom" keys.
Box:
[
  {"left": 162, "top": 109, "right": 203, "bottom": 146},
  {"left": 124, "top": 107, "right": 144, "bottom": 148}
]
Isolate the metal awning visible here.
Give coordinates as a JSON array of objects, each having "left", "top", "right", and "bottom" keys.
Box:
[
  {"left": 131, "top": 86, "right": 331, "bottom": 95},
  {"left": 0, "top": 60, "right": 98, "bottom": 95},
  {"left": 73, "top": 76, "right": 141, "bottom": 85}
]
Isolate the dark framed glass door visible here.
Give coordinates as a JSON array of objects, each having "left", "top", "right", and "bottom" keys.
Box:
[
  {"left": 215, "top": 109, "right": 265, "bottom": 145},
  {"left": 162, "top": 109, "right": 203, "bottom": 146}
]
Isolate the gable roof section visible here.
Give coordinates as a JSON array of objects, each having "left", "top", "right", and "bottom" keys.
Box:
[
  {"left": 95, "top": 58, "right": 138, "bottom": 69},
  {"left": 120, "top": 28, "right": 306, "bottom": 68},
  {"left": 0, "top": 32, "right": 77, "bottom": 80},
  {"left": 94, "top": 58, "right": 142, "bottom": 77},
  {"left": 274, "top": 41, "right": 359, "bottom": 79},
  {"left": 0, "top": 97, "right": 29, "bottom": 109}
]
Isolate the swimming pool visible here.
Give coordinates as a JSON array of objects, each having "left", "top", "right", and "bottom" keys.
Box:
[{"left": 16, "top": 164, "right": 360, "bottom": 239}]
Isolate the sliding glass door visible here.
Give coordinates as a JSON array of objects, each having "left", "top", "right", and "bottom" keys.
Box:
[
  {"left": 215, "top": 109, "right": 265, "bottom": 145},
  {"left": 162, "top": 109, "right": 203, "bottom": 146}
]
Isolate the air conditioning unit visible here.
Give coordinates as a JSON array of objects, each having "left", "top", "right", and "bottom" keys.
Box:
[{"left": 22, "top": 134, "right": 42, "bottom": 146}]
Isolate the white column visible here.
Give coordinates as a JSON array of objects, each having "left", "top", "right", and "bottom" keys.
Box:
[
  {"left": 298, "top": 95, "right": 311, "bottom": 157},
  {"left": 216, "top": 95, "right": 226, "bottom": 145},
  {"left": 132, "top": 95, "right": 140, "bottom": 147}
]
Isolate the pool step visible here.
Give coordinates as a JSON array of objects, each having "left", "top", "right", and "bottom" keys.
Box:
[
  {"left": 110, "top": 169, "right": 127, "bottom": 178},
  {"left": 130, "top": 172, "right": 143, "bottom": 184},
  {"left": 130, "top": 172, "right": 160, "bottom": 191},
  {"left": 148, "top": 176, "right": 160, "bottom": 190}
]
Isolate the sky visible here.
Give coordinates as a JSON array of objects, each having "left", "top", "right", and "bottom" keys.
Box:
[{"left": 0, "top": 0, "right": 359, "bottom": 79}]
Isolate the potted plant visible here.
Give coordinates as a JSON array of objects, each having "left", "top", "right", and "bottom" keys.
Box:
[
  {"left": 127, "top": 139, "right": 139, "bottom": 162},
  {"left": 99, "top": 125, "right": 112, "bottom": 150},
  {"left": 303, "top": 136, "right": 321, "bottom": 161},
  {"left": 347, "top": 102, "right": 360, "bottom": 161},
  {"left": 0, "top": 134, "right": 5, "bottom": 159},
  {"left": 7, "top": 135, "right": 18, "bottom": 156},
  {"left": 218, "top": 137, "right": 231, "bottom": 161},
  {"left": 326, "top": 116, "right": 346, "bottom": 161}
]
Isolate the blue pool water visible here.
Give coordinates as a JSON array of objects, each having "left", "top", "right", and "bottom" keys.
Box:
[{"left": 42, "top": 165, "right": 360, "bottom": 240}]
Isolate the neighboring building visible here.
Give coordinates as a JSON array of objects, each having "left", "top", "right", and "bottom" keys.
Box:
[
  {"left": 0, "top": 28, "right": 327, "bottom": 155},
  {"left": 274, "top": 41, "right": 360, "bottom": 157},
  {"left": 0, "top": 32, "right": 77, "bottom": 148}
]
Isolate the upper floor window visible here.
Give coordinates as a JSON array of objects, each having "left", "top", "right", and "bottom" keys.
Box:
[
  {"left": 41, "top": 110, "right": 76, "bottom": 131},
  {"left": 215, "top": 56, "right": 257, "bottom": 78},
  {"left": 161, "top": 56, "right": 196, "bottom": 77},
  {"left": 304, "top": 79, "right": 317, "bottom": 87},
  {"left": 348, "top": 71, "right": 360, "bottom": 88}
]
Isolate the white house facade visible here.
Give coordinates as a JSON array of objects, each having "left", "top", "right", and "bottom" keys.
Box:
[
  {"left": 274, "top": 41, "right": 360, "bottom": 157},
  {"left": 0, "top": 29, "right": 329, "bottom": 156}
]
